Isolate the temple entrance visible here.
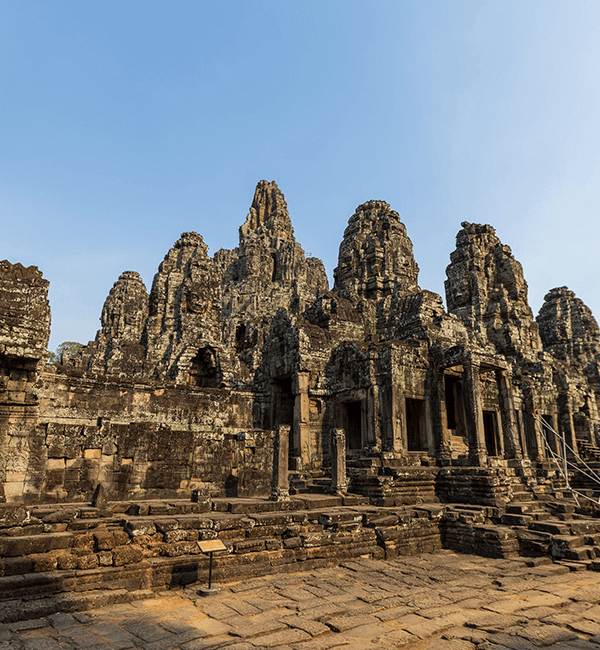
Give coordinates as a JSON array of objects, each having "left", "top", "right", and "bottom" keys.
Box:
[
  {"left": 344, "top": 401, "right": 363, "bottom": 450},
  {"left": 483, "top": 410, "right": 499, "bottom": 456},
  {"left": 406, "top": 398, "right": 427, "bottom": 451},
  {"left": 188, "top": 346, "right": 219, "bottom": 387}
]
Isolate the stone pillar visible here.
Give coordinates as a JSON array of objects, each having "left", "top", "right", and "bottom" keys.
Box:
[
  {"left": 463, "top": 362, "right": 487, "bottom": 465},
  {"left": 524, "top": 385, "right": 546, "bottom": 461},
  {"left": 391, "top": 384, "right": 403, "bottom": 454},
  {"left": 270, "top": 425, "right": 290, "bottom": 501},
  {"left": 587, "top": 393, "right": 600, "bottom": 447},
  {"left": 431, "top": 371, "right": 451, "bottom": 463},
  {"left": 367, "top": 385, "right": 381, "bottom": 452},
  {"left": 331, "top": 428, "right": 348, "bottom": 494},
  {"left": 514, "top": 410, "right": 529, "bottom": 460},
  {"left": 496, "top": 370, "right": 522, "bottom": 460},
  {"left": 558, "top": 392, "right": 579, "bottom": 458},
  {"left": 292, "top": 372, "right": 310, "bottom": 471}
]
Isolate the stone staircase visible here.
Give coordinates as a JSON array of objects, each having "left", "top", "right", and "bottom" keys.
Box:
[
  {"left": 288, "top": 470, "right": 331, "bottom": 495},
  {"left": 569, "top": 460, "right": 600, "bottom": 496},
  {"left": 436, "top": 458, "right": 600, "bottom": 570},
  {"left": 345, "top": 455, "right": 439, "bottom": 506},
  {"left": 576, "top": 438, "right": 600, "bottom": 462}
]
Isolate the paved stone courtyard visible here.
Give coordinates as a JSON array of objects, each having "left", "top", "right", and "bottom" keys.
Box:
[{"left": 3, "top": 551, "right": 600, "bottom": 649}]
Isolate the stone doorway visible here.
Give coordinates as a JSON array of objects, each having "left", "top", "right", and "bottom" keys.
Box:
[
  {"left": 272, "top": 376, "right": 294, "bottom": 428},
  {"left": 483, "top": 410, "right": 500, "bottom": 456},
  {"left": 343, "top": 401, "right": 363, "bottom": 451},
  {"left": 406, "top": 398, "right": 427, "bottom": 451}
]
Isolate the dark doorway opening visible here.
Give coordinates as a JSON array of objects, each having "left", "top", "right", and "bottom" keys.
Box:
[
  {"left": 406, "top": 398, "right": 427, "bottom": 451},
  {"left": 344, "top": 401, "right": 363, "bottom": 450},
  {"left": 235, "top": 323, "right": 246, "bottom": 353},
  {"left": 444, "top": 374, "right": 466, "bottom": 435},
  {"left": 445, "top": 377, "right": 457, "bottom": 429},
  {"left": 188, "top": 347, "right": 219, "bottom": 387},
  {"left": 483, "top": 410, "right": 499, "bottom": 456},
  {"left": 272, "top": 376, "right": 294, "bottom": 428}
]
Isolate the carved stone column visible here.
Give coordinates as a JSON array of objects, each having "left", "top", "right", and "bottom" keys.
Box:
[
  {"left": 463, "top": 361, "right": 487, "bottom": 465},
  {"left": 496, "top": 370, "right": 522, "bottom": 459},
  {"left": 558, "top": 391, "right": 579, "bottom": 458},
  {"left": 270, "top": 424, "right": 290, "bottom": 501},
  {"left": 331, "top": 428, "right": 348, "bottom": 494},
  {"left": 367, "top": 385, "right": 381, "bottom": 452},
  {"left": 292, "top": 372, "right": 310, "bottom": 471},
  {"left": 431, "top": 370, "right": 451, "bottom": 464}
]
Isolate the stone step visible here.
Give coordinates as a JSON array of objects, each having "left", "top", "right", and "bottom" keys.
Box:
[
  {"left": 288, "top": 486, "right": 310, "bottom": 495},
  {"left": 506, "top": 501, "right": 541, "bottom": 515},
  {"left": 501, "top": 513, "right": 533, "bottom": 527},
  {"left": 552, "top": 545, "right": 597, "bottom": 561},
  {"left": 348, "top": 467, "right": 380, "bottom": 477},
  {"left": 346, "top": 458, "right": 382, "bottom": 469},
  {"left": 515, "top": 527, "right": 552, "bottom": 556},
  {"left": 0, "top": 533, "right": 72, "bottom": 558},
  {"left": 529, "top": 520, "right": 571, "bottom": 535},
  {"left": 556, "top": 559, "right": 594, "bottom": 572}
]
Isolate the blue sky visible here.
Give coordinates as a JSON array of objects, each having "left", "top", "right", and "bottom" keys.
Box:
[{"left": 2, "top": 1, "right": 600, "bottom": 351}]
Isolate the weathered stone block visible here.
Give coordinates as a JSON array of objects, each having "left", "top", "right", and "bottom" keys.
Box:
[
  {"left": 234, "top": 539, "right": 265, "bottom": 554},
  {"left": 93, "top": 531, "right": 115, "bottom": 551},
  {"left": 123, "top": 519, "right": 157, "bottom": 537},
  {"left": 0, "top": 506, "right": 32, "bottom": 529},
  {"left": 0, "top": 532, "right": 71, "bottom": 557},
  {"left": 112, "top": 545, "right": 143, "bottom": 566},
  {"left": 76, "top": 554, "right": 99, "bottom": 570}
]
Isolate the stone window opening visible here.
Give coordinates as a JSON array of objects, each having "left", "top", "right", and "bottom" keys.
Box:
[
  {"left": 187, "top": 346, "right": 219, "bottom": 388},
  {"left": 271, "top": 376, "right": 296, "bottom": 462},
  {"left": 271, "top": 376, "right": 294, "bottom": 424}
]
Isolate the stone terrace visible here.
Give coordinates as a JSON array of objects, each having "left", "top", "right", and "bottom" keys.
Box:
[{"left": 3, "top": 551, "right": 600, "bottom": 649}]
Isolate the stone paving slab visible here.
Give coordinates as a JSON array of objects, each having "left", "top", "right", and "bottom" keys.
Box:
[{"left": 3, "top": 550, "right": 600, "bottom": 648}]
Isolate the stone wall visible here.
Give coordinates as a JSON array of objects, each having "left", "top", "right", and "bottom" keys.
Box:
[{"left": 9, "top": 366, "right": 273, "bottom": 503}]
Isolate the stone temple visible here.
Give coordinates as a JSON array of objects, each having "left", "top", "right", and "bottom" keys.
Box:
[{"left": 2, "top": 180, "right": 600, "bottom": 613}]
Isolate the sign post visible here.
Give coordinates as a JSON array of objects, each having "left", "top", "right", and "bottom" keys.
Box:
[{"left": 197, "top": 539, "right": 227, "bottom": 596}]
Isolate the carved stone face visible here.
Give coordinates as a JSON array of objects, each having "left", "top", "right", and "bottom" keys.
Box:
[
  {"left": 185, "top": 287, "right": 205, "bottom": 313},
  {"left": 123, "top": 310, "right": 142, "bottom": 326}
]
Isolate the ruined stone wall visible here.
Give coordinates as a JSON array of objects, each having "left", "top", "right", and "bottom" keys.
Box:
[
  {"left": 2, "top": 365, "right": 274, "bottom": 504},
  {"left": 0, "top": 261, "right": 51, "bottom": 503},
  {"left": 0, "top": 261, "right": 50, "bottom": 362}
]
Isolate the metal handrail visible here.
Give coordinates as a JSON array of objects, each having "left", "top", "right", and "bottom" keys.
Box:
[{"left": 534, "top": 414, "right": 600, "bottom": 507}]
